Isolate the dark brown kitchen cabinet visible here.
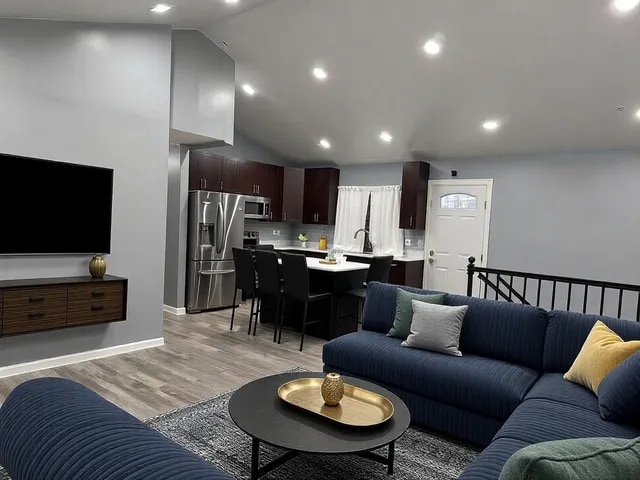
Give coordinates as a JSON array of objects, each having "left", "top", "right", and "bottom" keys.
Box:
[
  {"left": 189, "top": 152, "right": 223, "bottom": 191},
  {"left": 399, "top": 161, "right": 430, "bottom": 229},
  {"left": 303, "top": 168, "right": 340, "bottom": 225},
  {"left": 222, "top": 157, "right": 242, "bottom": 194},
  {"left": 388, "top": 260, "right": 425, "bottom": 288},
  {"left": 281, "top": 167, "right": 304, "bottom": 223},
  {"left": 264, "top": 164, "right": 284, "bottom": 221},
  {"left": 238, "top": 160, "right": 267, "bottom": 196}
]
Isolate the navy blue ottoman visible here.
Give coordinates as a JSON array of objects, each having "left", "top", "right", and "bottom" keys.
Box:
[{"left": 0, "top": 378, "right": 233, "bottom": 479}]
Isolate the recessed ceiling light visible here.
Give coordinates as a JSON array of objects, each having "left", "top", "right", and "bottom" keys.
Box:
[
  {"left": 482, "top": 120, "right": 501, "bottom": 132},
  {"left": 635, "top": 108, "right": 640, "bottom": 119},
  {"left": 150, "top": 4, "right": 173, "bottom": 13},
  {"left": 242, "top": 84, "right": 256, "bottom": 96},
  {"left": 423, "top": 38, "right": 442, "bottom": 56},
  {"left": 225, "top": 0, "right": 239, "bottom": 4},
  {"left": 319, "top": 138, "right": 331, "bottom": 149},
  {"left": 379, "top": 131, "right": 393, "bottom": 143},
  {"left": 312, "top": 67, "right": 328, "bottom": 81},
  {"left": 612, "top": 0, "right": 640, "bottom": 13}
]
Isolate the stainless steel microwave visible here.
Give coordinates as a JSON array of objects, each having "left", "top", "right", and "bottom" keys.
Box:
[{"left": 244, "top": 196, "right": 271, "bottom": 220}]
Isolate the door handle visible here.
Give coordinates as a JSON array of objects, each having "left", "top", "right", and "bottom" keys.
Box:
[
  {"left": 216, "top": 202, "right": 224, "bottom": 254},
  {"left": 199, "top": 269, "right": 235, "bottom": 275},
  {"left": 428, "top": 257, "right": 435, "bottom": 264}
]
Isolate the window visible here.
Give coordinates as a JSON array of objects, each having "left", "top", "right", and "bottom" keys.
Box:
[{"left": 440, "top": 193, "right": 478, "bottom": 209}]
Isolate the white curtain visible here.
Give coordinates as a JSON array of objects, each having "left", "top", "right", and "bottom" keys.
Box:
[
  {"left": 370, "top": 185, "right": 404, "bottom": 256},
  {"left": 333, "top": 186, "right": 369, "bottom": 251},
  {"left": 334, "top": 185, "right": 404, "bottom": 256}
]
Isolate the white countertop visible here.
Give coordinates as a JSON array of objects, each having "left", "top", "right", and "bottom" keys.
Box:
[
  {"left": 274, "top": 246, "right": 424, "bottom": 263},
  {"left": 305, "top": 257, "right": 370, "bottom": 273},
  {"left": 278, "top": 256, "right": 369, "bottom": 273}
]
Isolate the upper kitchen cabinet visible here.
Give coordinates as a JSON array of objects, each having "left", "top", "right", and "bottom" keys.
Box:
[
  {"left": 399, "top": 161, "right": 430, "bottom": 229},
  {"left": 239, "top": 161, "right": 267, "bottom": 196},
  {"left": 264, "top": 164, "right": 284, "bottom": 222},
  {"left": 281, "top": 167, "right": 304, "bottom": 223},
  {"left": 303, "top": 168, "right": 340, "bottom": 225},
  {"left": 189, "top": 152, "right": 223, "bottom": 191},
  {"left": 170, "top": 30, "right": 235, "bottom": 146}
]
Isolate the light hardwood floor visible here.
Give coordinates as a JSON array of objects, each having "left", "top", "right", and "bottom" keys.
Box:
[{"left": 0, "top": 303, "right": 325, "bottom": 419}]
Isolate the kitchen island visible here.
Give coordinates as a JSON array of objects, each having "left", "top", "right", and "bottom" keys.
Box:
[{"left": 260, "top": 255, "right": 369, "bottom": 341}]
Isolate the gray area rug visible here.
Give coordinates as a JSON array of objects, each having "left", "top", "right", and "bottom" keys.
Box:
[
  {"left": 0, "top": 372, "right": 479, "bottom": 479},
  {"left": 148, "top": 390, "right": 478, "bottom": 479}
]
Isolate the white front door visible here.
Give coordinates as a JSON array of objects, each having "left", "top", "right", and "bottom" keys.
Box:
[{"left": 424, "top": 180, "right": 493, "bottom": 295}]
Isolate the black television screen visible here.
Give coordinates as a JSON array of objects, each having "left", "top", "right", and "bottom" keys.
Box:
[{"left": 0, "top": 153, "right": 114, "bottom": 255}]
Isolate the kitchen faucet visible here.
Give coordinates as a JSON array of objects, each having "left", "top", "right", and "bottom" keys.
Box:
[{"left": 353, "top": 228, "right": 374, "bottom": 254}]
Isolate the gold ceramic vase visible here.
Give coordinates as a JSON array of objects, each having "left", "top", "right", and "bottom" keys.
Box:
[
  {"left": 321, "top": 373, "right": 344, "bottom": 406},
  {"left": 89, "top": 255, "right": 107, "bottom": 279}
]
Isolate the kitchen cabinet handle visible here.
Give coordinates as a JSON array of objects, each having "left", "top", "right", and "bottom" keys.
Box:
[
  {"left": 410, "top": 216, "right": 413, "bottom": 227},
  {"left": 200, "top": 178, "right": 205, "bottom": 189},
  {"left": 284, "top": 212, "right": 287, "bottom": 221},
  {"left": 28, "top": 312, "right": 45, "bottom": 319},
  {"left": 220, "top": 180, "right": 223, "bottom": 191},
  {"left": 269, "top": 211, "right": 272, "bottom": 220},
  {"left": 29, "top": 296, "right": 45, "bottom": 303},
  {"left": 92, "top": 291, "right": 105, "bottom": 298},
  {"left": 258, "top": 184, "right": 260, "bottom": 194},
  {"left": 91, "top": 304, "right": 105, "bottom": 311},
  {"left": 204, "top": 179, "right": 207, "bottom": 189}
]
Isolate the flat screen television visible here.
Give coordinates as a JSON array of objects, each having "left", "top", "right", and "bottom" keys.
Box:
[{"left": 0, "top": 153, "right": 114, "bottom": 255}]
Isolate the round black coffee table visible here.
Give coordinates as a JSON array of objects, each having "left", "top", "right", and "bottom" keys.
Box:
[{"left": 228, "top": 372, "right": 411, "bottom": 480}]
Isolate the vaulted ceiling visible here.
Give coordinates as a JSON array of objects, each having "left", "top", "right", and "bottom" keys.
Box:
[{"left": 2, "top": 0, "right": 640, "bottom": 164}]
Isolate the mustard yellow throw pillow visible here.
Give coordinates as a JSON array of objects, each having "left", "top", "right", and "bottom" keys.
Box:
[{"left": 564, "top": 321, "right": 640, "bottom": 395}]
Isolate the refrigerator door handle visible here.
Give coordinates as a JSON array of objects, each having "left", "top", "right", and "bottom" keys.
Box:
[
  {"left": 199, "top": 269, "right": 235, "bottom": 275},
  {"left": 216, "top": 202, "right": 224, "bottom": 255}
]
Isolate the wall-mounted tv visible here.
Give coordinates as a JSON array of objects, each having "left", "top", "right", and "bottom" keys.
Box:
[{"left": 0, "top": 153, "right": 114, "bottom": 255}]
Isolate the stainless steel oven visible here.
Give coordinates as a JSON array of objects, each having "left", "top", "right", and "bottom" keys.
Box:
[{"left": 244, "top": 196, "right": 271, "bottom": 220}]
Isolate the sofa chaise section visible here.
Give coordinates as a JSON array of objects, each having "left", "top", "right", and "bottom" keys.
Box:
[{"left": 0, "top": 378, "right": 232, "bottom": 480}]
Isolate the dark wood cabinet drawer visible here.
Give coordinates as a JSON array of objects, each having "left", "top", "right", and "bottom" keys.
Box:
[
  {"left": 4, "top": 286, "right": 67, "bottom": 309},
  {"left": 67, "top": 298, "right": 124, "bottom": 326},
  {"left": 68, "top": 282, "right": 123, "bottom": 302},
  {"left": 3, "top": 288, "right": 67, "bottom": 335}
]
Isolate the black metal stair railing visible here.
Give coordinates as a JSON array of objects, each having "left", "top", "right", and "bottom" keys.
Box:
[{"left": 466, "top": 257, "right": 640, "bottom": 321}]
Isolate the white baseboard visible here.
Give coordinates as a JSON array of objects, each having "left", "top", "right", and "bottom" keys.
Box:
[
  {"left": 0, "top": 337, "right": 165, "bottom": 379},
  {"left": 163, "top": 305, "right": 186, "bottom": 315}
]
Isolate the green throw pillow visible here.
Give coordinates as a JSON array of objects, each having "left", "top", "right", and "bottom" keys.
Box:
[
  {"left": 499, "top": 437, "right": 640, "bottom": 480},
  {"left": 387, "top": 289, "right": 446, "bottom": 339}
]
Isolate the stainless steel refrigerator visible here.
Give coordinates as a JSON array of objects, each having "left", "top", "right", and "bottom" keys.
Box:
[{"left": 186, "top": 191, "right": 245, "bottom": 313}]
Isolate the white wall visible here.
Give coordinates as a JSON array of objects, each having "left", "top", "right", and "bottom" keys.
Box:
[{"left": 0, "top": 19, "right": 172, "bottom": 367}]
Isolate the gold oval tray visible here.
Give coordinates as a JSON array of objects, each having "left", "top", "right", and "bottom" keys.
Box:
[
  {"left": 319, "top": 259, "right": 337, "bottom": 265},
  {"left": 278, "top": 378, "right": 394, "bottom": 427}
]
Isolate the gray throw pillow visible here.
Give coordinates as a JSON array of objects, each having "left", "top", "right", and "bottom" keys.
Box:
[{"left": 401, "top": 300, "right": 468, "bottom": 356}]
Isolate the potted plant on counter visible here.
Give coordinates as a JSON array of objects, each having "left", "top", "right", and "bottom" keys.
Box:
[{"left": 298, "top": 232, "right": 309, "bottom": 248}]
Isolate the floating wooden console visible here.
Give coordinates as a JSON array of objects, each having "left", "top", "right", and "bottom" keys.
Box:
[{"left": 0, "top": 275, "right": 128, "bottom": 336}]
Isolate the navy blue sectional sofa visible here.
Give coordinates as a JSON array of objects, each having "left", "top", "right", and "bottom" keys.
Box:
[
  {"left": 323, "top": 282, "right": 640, "bottom": 479},
  {"left": 0, "top": 378, "right": 232, "bottom": 480}
]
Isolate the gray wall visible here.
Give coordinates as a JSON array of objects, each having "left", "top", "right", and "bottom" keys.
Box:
[
  {"left": 171, "top": 30, "right": 235, "bottom": 146},
  {"left": 0, "top": 19, "right": 172, "bottom": 367},
  {"left": 164, "top": 144, "right": 190, "bottom": 308},
  {"left": 429, "top": 149, "right": 640, "bottom": 284},
  {"left": 204, "top": 131, "right": 290, "bottom": 166},
  {"left": 339, "top": 163, "right": 402, "bottom": 186}
]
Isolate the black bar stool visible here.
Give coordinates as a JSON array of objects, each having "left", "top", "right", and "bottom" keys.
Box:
[
  {"left": 345, "top": 255, "right": 394, "bottom": 331},
  {"left": 253, "top": 250, "right": 283, "bottom": 341},
  {"left": 231, "top": 248, "right": 260, "bottom": 334},
  {"left": 280, "top": 253, "right": 332, "bottom": 351}
]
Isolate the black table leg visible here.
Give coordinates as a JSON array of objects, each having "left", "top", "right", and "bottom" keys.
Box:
[
  {"left": 251, "top": 437, "right": 260, "bottom": 480},
  {"left": 387, "top": 440, "right": 395, "bottom": 475}
]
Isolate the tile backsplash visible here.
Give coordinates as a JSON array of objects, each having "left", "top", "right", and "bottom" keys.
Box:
[{"left": 246, "top": 220, "right": 425, "bottom": 257}]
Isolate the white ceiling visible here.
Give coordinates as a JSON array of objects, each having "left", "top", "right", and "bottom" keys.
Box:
[
  {"left": 0, "top": 0, "right": 271, "bottom": 28},
  {"left": 2, "top": 0, "right": 640, "bottom": 164}
]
